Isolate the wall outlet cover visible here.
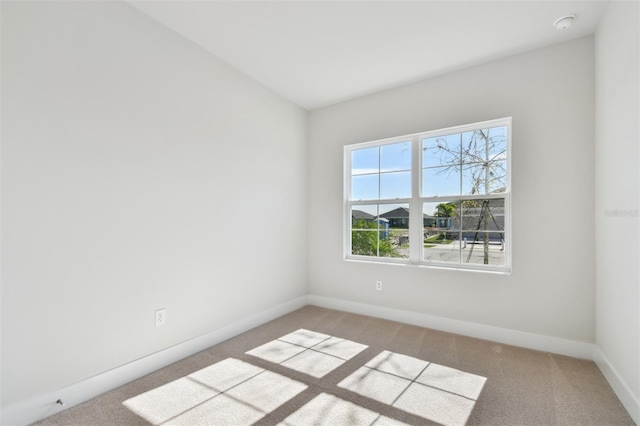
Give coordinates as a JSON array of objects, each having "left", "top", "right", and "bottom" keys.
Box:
[{"left": 155, "top": 309, "right": 166, "bottom": 327}]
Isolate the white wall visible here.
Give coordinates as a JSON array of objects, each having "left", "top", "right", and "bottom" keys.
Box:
[
  {"left": 594, "top": 0, "right": 640, "bottom": 419},
  {"left": 308, "top": 37, "right": 595, "bottom": 343},
  {"left": 3, "top": 0, "right": 637, "bottom": 422},
  {"left": 1, "top": 0, "right": 307, "bottom": 410}
]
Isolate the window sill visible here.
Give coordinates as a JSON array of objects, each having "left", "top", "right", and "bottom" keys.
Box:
[{"left": 344, "top": 256, "right": 512, "bottom": 275}]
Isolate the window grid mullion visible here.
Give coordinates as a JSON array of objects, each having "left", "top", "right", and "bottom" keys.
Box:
[
  {"left": 421, "top": 193, "right": 506, "bottom": 203},
  {"left": 409, "top": 135, "right": 422, "bottom": 263}
]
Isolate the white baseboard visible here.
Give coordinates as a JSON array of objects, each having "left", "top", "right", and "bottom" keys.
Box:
[
  {"left": 307, "top": 295, "right": 594, "bottom": 359},
  {"left": 308, "top": 295, "right": 640, "bottom": 422},
  {"left": 593, "top": 346, "right": 640, "bottom": 424},
  {"left": 4, "top": 295, "right": 637, "bottom": 426},
  {"left": 0, "top": 296, "right": 308, "bottom": 426}
]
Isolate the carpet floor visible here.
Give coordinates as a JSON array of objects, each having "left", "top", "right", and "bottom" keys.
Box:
[{"left": 34, "top": 305, "right": 634, "bottom": 426}]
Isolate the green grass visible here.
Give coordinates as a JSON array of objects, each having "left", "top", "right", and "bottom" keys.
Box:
[{"left": 424, "top": 234, "right": 455, "bottom": 244}]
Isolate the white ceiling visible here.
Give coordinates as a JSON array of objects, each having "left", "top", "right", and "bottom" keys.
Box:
[{"left": 128, "top": 1, "right": 609, "bottom": 110}]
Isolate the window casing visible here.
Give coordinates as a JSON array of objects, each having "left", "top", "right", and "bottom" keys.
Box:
[{"left": 344, "top": 118, "right": 511, "bottom": 272}]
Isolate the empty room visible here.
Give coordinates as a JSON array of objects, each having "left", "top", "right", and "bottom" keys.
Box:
[{"left": 1, "top": 0, "right": 638, "bottom": 425}]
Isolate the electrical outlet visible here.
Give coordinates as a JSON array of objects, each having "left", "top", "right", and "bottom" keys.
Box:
[
  {"left": 376, "top": 281, "right": 383, "bottom": 291},
  {"left": 155, "top": 308, "right": 166, "bottom": 327}
]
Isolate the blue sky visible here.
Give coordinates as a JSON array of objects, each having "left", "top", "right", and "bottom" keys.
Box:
[{"left": 350, "top": 126, "right": 507, "bottom": 216}]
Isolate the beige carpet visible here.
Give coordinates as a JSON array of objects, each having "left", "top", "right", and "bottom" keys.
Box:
[{"left": 34, "top": 306, "right": 634, "bottom": 426}]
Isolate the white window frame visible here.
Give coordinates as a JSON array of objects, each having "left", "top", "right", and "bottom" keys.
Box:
[{"left": 344, "top": 117, "right": 512, "bottom": 273}]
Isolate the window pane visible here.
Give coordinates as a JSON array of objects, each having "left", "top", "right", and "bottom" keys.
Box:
[
  {"left": 460, "top": 199, "right": 505, "bottom": 231},
  {"left": 351, "top": 146, "right": 379, "bottom": 176},
  {"left": 486, "top": 126, "right": 508, "bottom": 161},
  {"left": 461, "top": 127, "right": 507, "bottom": 164},
  {"left": 379, "top": 204, "right": 410, "bottom": 229},
  {"left": 351, "top": 174, "right": 378, "bottom": 200},
  {"left": 461, "top": 130, "right": 484, "bottom": 163},
  {"left": 422, "top": 134, "right": 460, "bottom": 168},
  {"left": 423, "top": 233, "right": 461, "bottom": 263},
  {"left": 351, "top": 204, "right": 408, "bottom": 259},
  {"left": 385, "top": 227, "right": 410, "bottom": 259},
  {"left": 380, "top": 171, "right": 411, "bottom": 199},
  {"left": 351, "top": 230, "right": 380, "bottom": 256},
  {"left": 351, "top": 205, "right": 378, "bottom": 230},
  {"left": 381, "top": 141, "right": 411, "bottom": 172},
  {"left": 461, "top": 232, "right": 505, "bottom": 266},
  {"left": 423, "top": 201, "right": 460, "bottom": 231},
  {"left": 422, "top": 166, "right": 460, "bottom": 197},
  {"left": 379, "top": 203, "right": 410, "bottom": 259},
  {"left": 423, "top": 201, "right": 461, "bottom": 263},
  {"left": 461, "top": 160, "right": 507, "bottom": 195}
]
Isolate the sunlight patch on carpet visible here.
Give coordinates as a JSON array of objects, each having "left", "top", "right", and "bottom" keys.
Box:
[
  {"left": 122, "top": 376, "right": 218, "bottom": 425},
  {"left": 124, "top": 333, "right": 485, "bottom": 426},
  {"left": 246, "top": 329, "right": 368, "bottom": 378},
  {"left": 338, "top": 350, "right": 487, "bottom": 426},
  {"left": 123, "top": 358, "right": 307, "bottom": 425}
]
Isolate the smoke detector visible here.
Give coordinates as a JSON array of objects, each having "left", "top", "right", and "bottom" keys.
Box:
[{"left": 553, "top": 15, "right": 576, "bottom": 30}]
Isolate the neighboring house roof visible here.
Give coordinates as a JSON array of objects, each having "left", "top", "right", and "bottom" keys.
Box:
[
  {"left": 380, "top": 207, "right": 410, "bottom": 219},
  {"left": 351, "top": 209, "right": 375, "bottom": 220},
  {"left": 381, "top": 208, "right": 439, "bottom": 220}
]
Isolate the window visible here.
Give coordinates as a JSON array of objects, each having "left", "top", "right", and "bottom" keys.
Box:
[{"left": 344, "top": 118, "right": 511, "bottom": 272}]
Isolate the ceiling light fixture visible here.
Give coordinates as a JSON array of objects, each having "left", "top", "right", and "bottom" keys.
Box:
[{"left": 553, "top": 14, "right": 576, "bottom": 30}]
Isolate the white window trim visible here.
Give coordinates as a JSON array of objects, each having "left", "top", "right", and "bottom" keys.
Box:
[{"left": 344, "top": 117, "right": 512, "bottom": 273}]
